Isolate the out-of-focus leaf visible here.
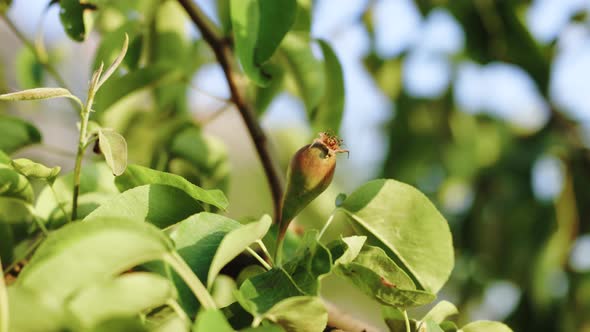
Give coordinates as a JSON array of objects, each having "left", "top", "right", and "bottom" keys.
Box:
[
  {"left": 281, "top": 33, "right": 325, "bottom": 114},
  {"left": 208, "top": 215, "right": 272, "bottom": 288},
  {"left": 0, "top": 256, "right": 6, "bottom": 332},
  {"left": 254, "top": 63, "right": 284, "bottom": 116},
  {"left": 7, "top": 286, "right": 68, "bottom": 332},
  {"left": 312, "top": 40, "right": 345, "bottom": 134},
  {"left": 211, "top": 275, "right": 237, "bottom": 308},
  {"left": 98, "top": 128, "right": 128, "bottom": 176},
  {"left": 35, "top": 162, "right": 118, "bottom": 224},
  {"left": 10, "top": 158, "right": 61, "bottom": 184},
  {"left": 255, "top": 0, "right": 297, "bottom": 64},
  {"left": 0, "top": 167, "right": 34, "bottom": 203},
  {"left": 59, "top": 0, "right": 95, "bottom": 42},
  {"left": 67, "top": 272, "right": 176, "bottom": 328},
  {"left": 15, "top": 47, "right": 44, "bottom": 88},
  {"left": 217, "top": 0, "right": 231, "bottom": 35},
  {"left": 94, "top": 64, "right": 183, "bottom": 116},
  {"left": 382, "top": 306, "right": 417, "bottom": 332},
  {"left": 258, "top": 296, "right": 327, "bottom": 332},
  {"left": 459, "top": 321, "right": 513, "bottom": 332},
  {"left": 88, "top": 317, "right": 148, "bottom": 332},
  {"left": 192, "top": 310, "right": 233, "bottom": 332},
  {"left": 0, "top": 0, "right": 11, "bottom": 13},
  {"left": 0, "top": 151, "right": 9, "bottom": 164},
  {"left": 85, "top": 184, "right": 203, "bottom": 228},
  {"left": 230, "top": 0, "right": 269, "bottom": 86},
  {"left": 335, "top": 245, "right": 436, "bottom": 308},
  {"left": 16, "top": 217, "right": 174, "bottom": 302},
  {"left": 116, "top": 164, "right": 228, "bottom": 210},
  {"left": 424, "top": 319, "right": 445, "bottom": 332},
  {"left": 0, "top": 221, "right": 14, "bottom": 264},
  {"left": 0, "top": 115, "right": 41, "bottom": 154},
  {"left": 337, "top": 179, "right": 454, "bottom": 293}
]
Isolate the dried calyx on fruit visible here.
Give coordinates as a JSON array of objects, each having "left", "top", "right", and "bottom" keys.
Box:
[{"left": 276, "top": 132, "right": 348, "bottom": 261}]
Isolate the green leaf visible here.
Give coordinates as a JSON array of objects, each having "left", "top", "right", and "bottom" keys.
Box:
[
  {"left": 0, "top": 197, "right": 35, "bottom": 225},
  {"left": 98, "top": 128, "right": 128, "bottom": 176},
  {"left": 0, "top": 167, "right": 34, "bottom": 203},
  {"left": 283, "top": 230, "right": 333, "bottom": 294},
  {"left": 422, "top": 300, "right": 459, "bottom": 324},
  {"left": 238, "top": 268, "right": 304, "bottom": 316},
  {"left": 16, "top": 217, "right": 174, "bottom": 302},
  {"left": 335, "top": 245, "right": 435, "bottom": 308},
  {"left": 258, "top": 296, "right": 327, "bottom": 332},
  {"left": 97, "top": 34, "right": 129, "bottom": 90},
  {"left": 330, "top": 235, "right": 366, "bottom": 265},
  {"left": 85, "top": 184, "right": 203, "bottom": 228},
  {"left": 0, "top": 115, "right": 41, "bottom": 154},
  {"left": 255, "top": 0, "right": 297, "bottom": 64},
  {"left": 67, "top": 272, "right": 176, "bottom": 328},
  {"left": 10, "top": 158, "right": 61, "bottom": 183},
  {"left": 211, "top": 275, "right": 238, "bottom": 308},
  {"left": 59, "top": 0, "right": 94, "bottom": 42},
  {"left": 459, "top": 321, "right": 513, "bottom": 332},
  {"left": 280, "top": 33, "right": 325, "bottom": 113},
  {"left": 7, "top": 286, "right": 68, "bottom": 332},
  {"left": 440, "top": 321, "right": 459, "bottom": 332},
  {"left": 168, "top": 212, "right": 240, "bottom": 315},
  {"left": 230, "top": 0, "right": 271, "bottom": 86},
  {"left": 0, "top": 151, "right": 9, "bottom": 164},
  {"left": 208, "top": 215, "right": 272, "bottom": 288},
  {"left": 88, "top": 317, "right": 148, "bottom": 332},
  {"left": 254, "top": 63, "right": 284, "bottom": 116},
  {"left": 338, "top": 179, "right": 454, "bottom": 293},
  {"left": 116, "top": 164, "right": 228, "bottom": 210},
  {"left": 168, "top": 127, "right": 230, "bottom": 193},
  {"left": 424, "top": 319, "right": 445, "bottom": 332},
  {"left": 0, "top": 87, "right": 75, "bottom": 102},
  {"left": 312, "top": 40, "right": 345, "bottom": 134},
  {"left": 382, "top": 306, "right": 417, "bottom": 332},
  {"left": 35, "top": 162, "right": 118, "bottom": 224},
  {"left": 192, "top": 310, "right": 233, "bottom": 332}
]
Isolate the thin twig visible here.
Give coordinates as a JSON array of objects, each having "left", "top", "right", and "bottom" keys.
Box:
[{"left": 177, "top": 0, "right": 283, "bottom": 221}]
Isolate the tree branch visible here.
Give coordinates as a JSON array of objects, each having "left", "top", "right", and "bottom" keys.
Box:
[{"left": 177, "top": 0, "right": 283, "bottom": 220}]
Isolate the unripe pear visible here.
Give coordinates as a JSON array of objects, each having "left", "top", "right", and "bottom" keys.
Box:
[{"left": 277, "top": 133, "right": 348, "bottom": 246}]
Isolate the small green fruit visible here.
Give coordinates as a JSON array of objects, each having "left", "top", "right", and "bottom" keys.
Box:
[{"left": 277, "top": 133, "right": 348, "bottom": 245}]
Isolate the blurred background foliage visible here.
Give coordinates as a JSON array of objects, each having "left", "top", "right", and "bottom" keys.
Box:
[{"left": 1, "top": 0, "right": 590, "bottom": 331}]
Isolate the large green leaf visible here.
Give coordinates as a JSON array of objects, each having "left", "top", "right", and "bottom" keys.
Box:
[
  {"left": 85, "top": 184, "right": 203, "bottom": 228},
  {"left": 238, "top": 268, "right": 304, "bottom": 316},
  {"left": 98, "top": 128, "right": 128, "bottom": 176},
  {"left": 67, "top": 272, "right": 176, "bottom": 328},
  {"left": 208, "top": 215, "right": 272, "bottom": 288},
  {"left": 0, "top": 151, "right": 9, "bottom": 164},
  {"left": 230, "top": 0, "right": 270, "bottom": 86},
  {"left": 280, "top": 33, "right": 325, "bottom": 113},
  {"left": 335, "top": 245, "right": 436, "bottom": 308},
  {"left": 0, "top": 166, "right": 34, "bottom": 203},
  {"left": 168, "top": 213, "right": 241, "bottom": 315},
  {"left": 312, "top": 40, "right": 345, "bottom": 134},
  {"left": 337, "top": 179, "right": 454, "bottom": 293},
  {"left": 15, "top": 46, "right": 44, "bottom": 88},
  {"left": 16, "top": 217, "right": 174, "bottom": 302},
  {"left": 258, "top": 296, "right": 327, "bottom": 332},
  {"left": 115, "top": 164, "right": 228, "bottom": 210},
  {"left": 35, "top": 163, "right": 118, "bottom": 224},
  {"left": 192, "top": 310, "right": 233, "bottom": 332},
  {"left": 255, "top": 0, "right": 297, "bottom": 64},
  {"left": 0, "top": 115, "right": 41, "bottom": 154},
  {"left": 283, "top": 230, "right": 333, "bottom": 294},
  {"left": 459, "top": 321, "right": 513, "bottom": 332},
  {"left": 7, "top": 286, "right": 67, "bottom": 332}
]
